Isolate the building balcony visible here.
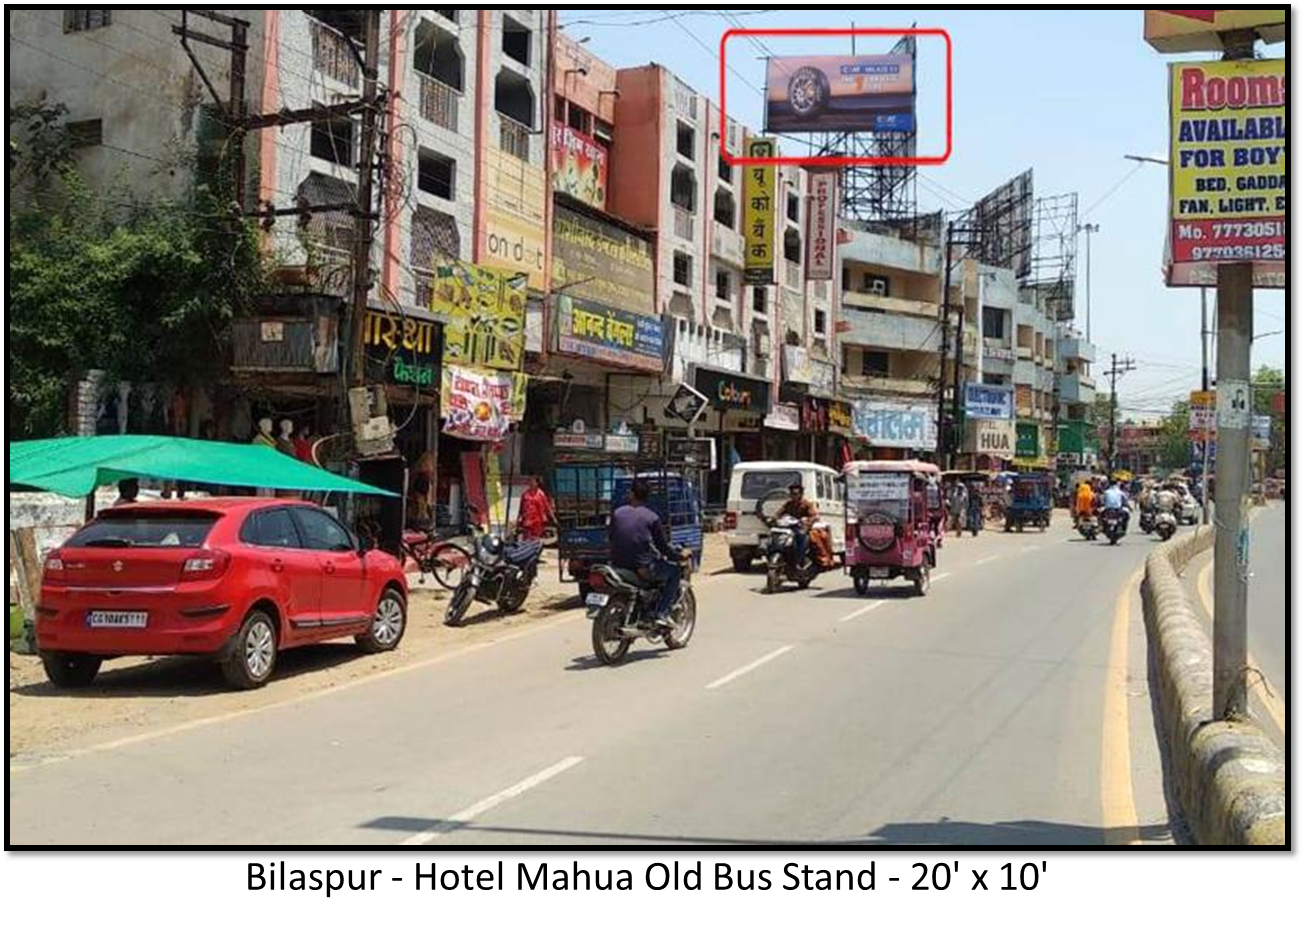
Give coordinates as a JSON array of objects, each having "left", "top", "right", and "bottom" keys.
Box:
[
  {"left": 841, "top": 309, "right": 942, "bottom": 353},
  {"left": 1059, "top": 336, "right": 1096, "bottom": 363},
  {"left": 499, "top": 117, "right": 531, "bottom": 161},
  {"left": 841, "top": 372, "right": 935, "bottom": 398},
  {"left": 311, "top": 19, "right": 359, "bottom": 87},
  {"left": 840, "top": 227, "right": 941, "bottom": 275},
  {"left": 711, "top": 221, "right": 744, "bottom": 267},
  {"left": 418, "top": 73, "right": 459, "bottom": 132},
  {"left": 672, "top": 205, "right": 695, "bottom": 241},
  {"left": 1059, "top": 375, "right": 1097, "bottom": 406},
  {"left": 1016, "top": 344, "right": 1034, "bottom": 360},
  {"left": 842, "top": 289, "right": 938, "bottom": 319}
]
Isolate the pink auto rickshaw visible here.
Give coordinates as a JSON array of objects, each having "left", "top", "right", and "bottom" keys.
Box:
[{"left": 842, "top": 460, "right": 940, "bottom": 597}]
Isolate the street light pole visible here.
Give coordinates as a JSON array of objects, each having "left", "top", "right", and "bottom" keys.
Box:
[{"left": 1077, "top": 223, "right": 1099, "bottom": 344}]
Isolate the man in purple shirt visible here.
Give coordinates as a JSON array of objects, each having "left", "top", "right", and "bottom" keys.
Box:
[{"left": 609, "top": 480, "right": 680, "bottom": 628}]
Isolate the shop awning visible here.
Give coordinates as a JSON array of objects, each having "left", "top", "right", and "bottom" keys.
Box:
[{"left": 7, "top": 436, "right": 397, "bottom": 499}]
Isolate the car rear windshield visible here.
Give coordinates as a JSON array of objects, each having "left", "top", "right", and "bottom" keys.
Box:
[
  {"left": 66, "top": 512, "right": 220, "bottom": 548},
  {"left": 740, "top": 471, "right": 802, "bottom": 499}
]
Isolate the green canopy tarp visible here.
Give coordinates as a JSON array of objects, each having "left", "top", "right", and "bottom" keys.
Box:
[{"left": 7, "top": 435, "right": 397, "bottom": 499}]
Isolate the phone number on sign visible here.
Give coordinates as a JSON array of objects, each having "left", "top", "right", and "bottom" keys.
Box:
[
  {"left": 1211, "top": 220, "right": 1286, "bottom": 240},
  {"left": 1188, "top": 243, "right": 1285, "bottom": 261}
]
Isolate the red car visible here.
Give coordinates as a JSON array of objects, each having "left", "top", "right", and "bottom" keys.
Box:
[{"left": 37, "top": 498, "right": 408, "bottom": 689}]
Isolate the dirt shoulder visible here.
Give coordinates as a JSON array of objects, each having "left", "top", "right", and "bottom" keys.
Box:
[{"left": 9, "top": 536, "right": 734, "bottom": 763}]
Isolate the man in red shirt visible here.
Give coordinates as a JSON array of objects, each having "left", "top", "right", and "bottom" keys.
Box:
[{"left": 516, "top": 475, "right": 556, "bottom": 541}]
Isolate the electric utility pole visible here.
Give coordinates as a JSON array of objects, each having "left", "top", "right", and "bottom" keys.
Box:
[
  {"left": 1077, "top": 222, "right": 1099, "bottom": 344},
  {"left": 1103, "top": 352, "right": 1135, "bottom": 474},
  {"left": 936, "top": 221, "right": 985, "bottom": 468}
]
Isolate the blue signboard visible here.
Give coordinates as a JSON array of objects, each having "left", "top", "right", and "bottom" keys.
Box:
[
  {"left": 964, "top": 382, "right": 1015, "bottom": 420},
  {"left": 852, "top": 402, "right": 936, "bottom": 450},
  {"left": 556, "top": 295, "right": 668, "bottom": 373}
]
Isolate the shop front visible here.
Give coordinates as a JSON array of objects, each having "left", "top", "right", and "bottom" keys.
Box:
[
  {"left": 777, "top": 345, "right": 845, "bottom": 465},
  {"left": 692, "top": 365, "right": 772, "bottom": 506},
  {"left": 527, "top": 201, "right": 663, "bottom": 479}
]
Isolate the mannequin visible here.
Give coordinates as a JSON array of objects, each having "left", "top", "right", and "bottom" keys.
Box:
[
  {"left": 276, "top": 419, "right": 296, "bottom": 456},
  {"left": 252, "top": 417, "right": 276, "bottom": 448}
]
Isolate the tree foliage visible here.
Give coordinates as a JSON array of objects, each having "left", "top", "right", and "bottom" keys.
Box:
[{"left": 7, "top": 102, "right": 269, "bottom": 438}]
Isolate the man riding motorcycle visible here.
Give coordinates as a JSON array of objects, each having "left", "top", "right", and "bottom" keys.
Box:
[
  {"left": 609, "top": 479, "right": 681, "bottom": 630},
  {"left": 777, "top": 481, "right": 818, "bottom": 567},
  {"left": 1101, "top": 481, "right": 1130, "bottom": 531}
]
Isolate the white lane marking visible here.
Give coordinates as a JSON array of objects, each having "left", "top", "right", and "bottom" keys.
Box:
[
  {"left": 930, "top": 572, "right": 952, "bottom": 582},
  {"left": 401, "top": 756, "right": 585, "bottom": 846},
  {"left": 705, "top": 645, "right": 795, "bottom": 690},
  {"left": 974, "top": 555, "right": 1001, "bottom": 566},
  {"left": 839, "top": 601, "right": 886, "bottom": 623}
]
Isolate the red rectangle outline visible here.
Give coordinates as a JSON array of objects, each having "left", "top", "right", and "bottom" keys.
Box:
[{"left": 719, "top": 27, "right": 953, "bottom": 167}]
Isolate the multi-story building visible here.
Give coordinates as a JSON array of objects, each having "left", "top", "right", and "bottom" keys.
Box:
[
  {"left": 838, "top": 223, "right": 982, "bottom": 462},
  {"left": 1055, "top": 328, "right": 1098, "bottom": 468},
  {"left": 1011, "top": 285, "right": 1061, "bottom": 466}
]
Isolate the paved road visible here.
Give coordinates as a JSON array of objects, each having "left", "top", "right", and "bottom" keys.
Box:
[
  {"left": 1183, "top": 501, "right": 1286, "bottom": 747},
  {"left": 9, "top": 518, "right": 1180, "bottom": 845}
]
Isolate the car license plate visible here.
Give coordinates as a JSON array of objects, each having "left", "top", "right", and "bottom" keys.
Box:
[
  {"left": 585, "top": 593, "right": 609, "bottom": 608},
  {"left": 869, "top": 567, "right": 891, "bottom": 579},
  {"left": 86, "top": 610, "right": 148, "bottom": 628}
]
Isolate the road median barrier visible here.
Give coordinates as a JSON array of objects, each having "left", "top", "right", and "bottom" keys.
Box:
[{"left": 1142, "top": 526, "right": 1286, "bottom": 846}]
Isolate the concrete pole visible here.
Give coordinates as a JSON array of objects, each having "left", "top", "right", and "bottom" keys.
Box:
[
  {"left": 1212, "top": 261, "right": 1252, "bottom": 719},
  {"left": 1210, "top": 29, "right": 1257, "bottom": 721}
]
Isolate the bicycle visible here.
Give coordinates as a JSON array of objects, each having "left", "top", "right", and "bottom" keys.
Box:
[{"left": 354, "top": 516, "right": 473, "bottom": 591}]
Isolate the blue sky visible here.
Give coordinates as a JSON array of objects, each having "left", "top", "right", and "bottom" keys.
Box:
[{"left": 561, "top": 9, "right": 1287, "bottom": 416}]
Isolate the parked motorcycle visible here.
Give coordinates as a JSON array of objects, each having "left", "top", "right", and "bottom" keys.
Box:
[
  {"left": 1100, "top": 507, "right": 1129, "bottom": 546},
  {"left": 585, "top": 551, "right": 696, "bottom": 666},
  {"left": 445, "top": 531, "right": 543, "bottom": 627},
  {"left": 1153, "top": 508, "right": 1178, "bottom": 542},
  {"left": 762, "top": 514, "right": 819, "bottom": 593}
]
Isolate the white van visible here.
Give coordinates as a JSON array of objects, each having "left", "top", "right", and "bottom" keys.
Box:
[{"left": 724, "top": 461, "right": 846, "bottom": 571}]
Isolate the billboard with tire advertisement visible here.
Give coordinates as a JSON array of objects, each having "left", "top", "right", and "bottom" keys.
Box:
[{"left": 764, "top": 54, "right": 914, "bottom": 133}]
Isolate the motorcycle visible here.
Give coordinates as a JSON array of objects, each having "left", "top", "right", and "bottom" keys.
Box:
[
  {"left": 1138, "top": 507, "right": 1156, "bottom": 535},
  {"left": 1153, "top": 508, "right": 1178, "bottom": 542},
  {"left": 1076, "top": 513, "right": 1100, "bottom": 541},
  {"left": 444, "top": 531, "right": 543, "bottom": 627},
  {"left": 585, "top": 551, "right": 696, "bottom": 666},
  {"left": 1100, "top": 507, "right": 1129, "bottom": 546},
  {"left": 762, "top": 514, "right": 819, "bottom": 593}
]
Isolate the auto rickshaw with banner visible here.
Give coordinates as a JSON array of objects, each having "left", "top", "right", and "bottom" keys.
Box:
[
  {"left": 1004, "top": 470, "right": 1053, "bottom": 531},
  {"left": 843, "top": 460, "right": 939, "bottom": 596}
]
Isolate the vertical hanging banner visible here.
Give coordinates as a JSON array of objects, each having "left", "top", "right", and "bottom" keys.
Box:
[
  {"left": 805, "top": 169, "right": 839, "bottom": 281},
  {"left": 743, "top": 137, "right": 777, "bottom": 285},
  {"left": 432, "top": 261, "right": 527, "bottom": 371},
  {"left": 1166, "top": 58, "right": 1285, "bottom": 288}
]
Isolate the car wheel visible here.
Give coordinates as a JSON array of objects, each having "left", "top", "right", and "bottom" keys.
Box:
[
  {"left": 356, "top": 588, "right": 406, "bottom": 654},
  {"left": 853, "top": 575, "right": 871, "bottom": 597},
  {"left": 221, "top": 610, "right": 278, "bottom": 690},
  {"left": 41, "top": 652, "right": 102, "bottom": 688},
  {"left": 731, "top": 552, "right": 751, "bottom": 573},
  {"left": 787, "top": 66, "right": 830, "bottom": 118}
]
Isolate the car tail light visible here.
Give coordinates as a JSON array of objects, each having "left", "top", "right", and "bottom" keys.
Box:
[
  {"left": 42, "top": 554, "right": 65, "bottom": 584},
  {"left": 723, "top": 511, "right": 737, "bottom": 530},
  {"left": 180, "top": 550, "right": 231, "bottom": 581}
]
